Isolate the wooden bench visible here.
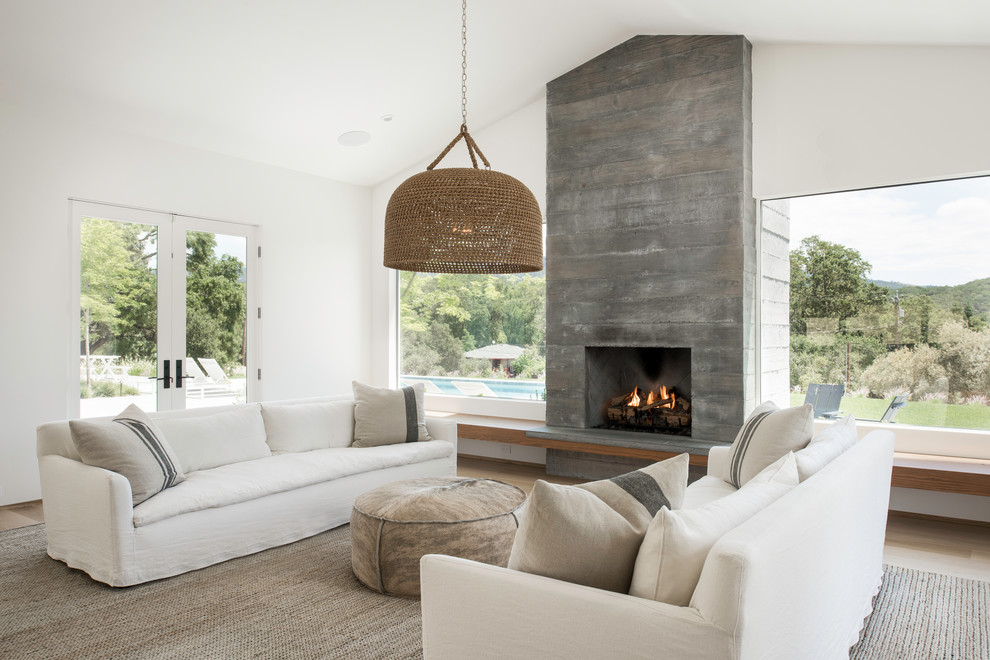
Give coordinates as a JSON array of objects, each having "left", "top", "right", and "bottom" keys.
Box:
[{"left": 441, "top": 413, "right": 990, "bottom": 496}]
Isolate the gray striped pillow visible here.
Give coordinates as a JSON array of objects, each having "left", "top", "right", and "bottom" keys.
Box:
[
  {"left": 507, "top": 454, "right": 689, "bottom": 593},
  {"left": 724, "top": 402, "right": 814, "bottom": 488},
  {"left": 351, "top": 381, "right": 433, "bottom": 447},
  {"left": 69, "top": 404, "right": 185, "bottom": 506}
]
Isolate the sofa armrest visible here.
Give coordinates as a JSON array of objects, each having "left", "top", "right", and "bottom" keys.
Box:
[
  {"left": 38, "top": 454, "right": 135, "bottom": 575},
  {"left": 707, "top": 445, "right": 730, "bottom": 478},
  {"left": 420, "top": 554, "right": 731, "bottom": 660},
  {"left": 426, "top": 417, "right": 457, "bottom": 454}
]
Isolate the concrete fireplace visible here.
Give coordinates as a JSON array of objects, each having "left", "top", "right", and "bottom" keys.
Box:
[{"left": 530, "top": 35, "right": 761, "bottom": 478}]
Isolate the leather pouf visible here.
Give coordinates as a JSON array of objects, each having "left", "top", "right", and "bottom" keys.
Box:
[{"left": 350, "top": 476, "right": 526, "bottom": 597}]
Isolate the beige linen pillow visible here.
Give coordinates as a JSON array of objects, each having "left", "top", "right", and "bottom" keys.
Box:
[
  {"left": 629, "top": 452, "right": 799, "bottom": 605},
  {"left": 507, "top": 454, "right": 688, "bottom": 593},
  {"left": 69, "top": 404, "right": 185, "bottom": 506},
  {"left": 351, "top": 381, "right": 432, "bottom": 447},
  {"left": 724, "top": 401, "right": 813, "bottom": 487},
  {"left": 795, "top": 414, "right": 857, "bottom": 481},
  {"left": 260, "top": 399, "right": 355, "bottom": 453}
]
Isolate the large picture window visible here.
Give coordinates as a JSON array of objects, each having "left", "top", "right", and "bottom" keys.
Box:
[
  {"left": 772, "top": 176, "right": 990, "bottom": 432},
  {"left": 398, "top": 267, "right": 546, "bottom": 401}
]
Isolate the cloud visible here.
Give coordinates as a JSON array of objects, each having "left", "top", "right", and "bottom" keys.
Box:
[{"left": 784, "top": 183, "right": 990, "bottom": 286}]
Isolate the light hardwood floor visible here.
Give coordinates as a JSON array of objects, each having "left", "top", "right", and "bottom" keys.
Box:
[{"left": 4, "top": 456, "right": 988, "bottom": 582}]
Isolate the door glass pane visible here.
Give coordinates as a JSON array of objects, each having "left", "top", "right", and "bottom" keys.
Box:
[
  {"left": 80, "top": 216, "right": 159, "bottom": 417},
  {"left": 183, "top": 230, "right": 248, "bottom": 408}
]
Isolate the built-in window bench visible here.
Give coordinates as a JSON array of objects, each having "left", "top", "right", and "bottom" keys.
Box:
[
  {"left": 435, "top": 412, "right": 990, "bottom": 497},
  {"left": 891, "top": 452, "right": 990, "bottom": 497}
]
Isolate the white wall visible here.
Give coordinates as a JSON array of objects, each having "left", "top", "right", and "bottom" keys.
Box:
[
  {"left": 753, "top": 44, "right": 990, "bottom": 198},
  {"left": 369, "top": 98, "right": 548, "bottom": 388},
  {"left": 0, "top": 101, "right": 372, "bottom": 506}
]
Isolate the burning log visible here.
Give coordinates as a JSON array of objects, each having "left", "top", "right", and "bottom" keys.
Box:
[{"left": 604, "top": 385, "right": 691, "bottom": 435}]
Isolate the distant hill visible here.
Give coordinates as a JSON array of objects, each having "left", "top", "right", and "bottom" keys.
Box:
[
  {"left": 869, "top": 279, "right": 916, "bottom": 290},
  {"left": 871, "top": 277, "right": 990, "bottom": 317}
]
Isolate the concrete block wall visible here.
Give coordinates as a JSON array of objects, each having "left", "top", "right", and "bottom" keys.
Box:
[{"left": 545, "top": 35, "right": 757, "bottom": 445}]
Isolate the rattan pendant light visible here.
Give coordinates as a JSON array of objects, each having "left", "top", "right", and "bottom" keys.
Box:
[{"left": 383, "top": 0, "right": 543, "bottom": 274}]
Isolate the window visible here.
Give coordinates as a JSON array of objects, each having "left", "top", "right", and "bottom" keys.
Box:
[
  {"left": 397, "top": 257, "right": 546, "bottom": 402},
  {"left": 767, "top": 176, "right": 990, "bottom": 433}
]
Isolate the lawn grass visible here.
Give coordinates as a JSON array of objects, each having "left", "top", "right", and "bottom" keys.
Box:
[{"left": 789, "top": 393, "right": 990, "bottom": 430}]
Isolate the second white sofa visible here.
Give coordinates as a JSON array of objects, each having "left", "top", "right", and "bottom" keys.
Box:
[
  {"left": 421, "top": 429, "right": 895, "bottom": 660},
  {"left": 37, "top": 395, "right": 457, "bottom": 586}
]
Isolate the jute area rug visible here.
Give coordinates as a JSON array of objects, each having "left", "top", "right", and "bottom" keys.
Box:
[{"left": 1, "top": 524, "right": 988, "bottom": 659}]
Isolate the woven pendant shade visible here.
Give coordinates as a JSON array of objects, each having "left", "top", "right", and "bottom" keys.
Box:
[
  {"left": 384, "top": 165, "right": 542, "bottom": 274},
  {"left": 384, "top": 1, "right": 542, "bottom": 274}
]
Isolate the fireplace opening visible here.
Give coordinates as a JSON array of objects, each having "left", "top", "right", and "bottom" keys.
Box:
[{"left": 585, "top": 347, "right": 691, "bottom": 436}]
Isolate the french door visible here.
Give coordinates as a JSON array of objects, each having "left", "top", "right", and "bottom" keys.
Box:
[{"left": 72, "top": 201, "right": 260, "bottom": 417}]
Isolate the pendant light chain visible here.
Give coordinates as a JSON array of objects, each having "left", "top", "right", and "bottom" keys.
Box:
[{"left": 460, "top": 0, "right": 468, "bottom": 130}]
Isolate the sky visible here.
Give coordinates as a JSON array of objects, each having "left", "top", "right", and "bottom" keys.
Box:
[{"left": 786, "top": 175, "right": 990, "bottom": 287}]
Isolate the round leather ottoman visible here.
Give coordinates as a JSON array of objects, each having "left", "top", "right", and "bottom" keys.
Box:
[{"left": 350, "top": 476, "right": 526, "bottom": 597}]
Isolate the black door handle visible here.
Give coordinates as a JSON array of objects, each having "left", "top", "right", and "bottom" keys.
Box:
[
  {"left": 149, "top": 359, "right": 171, "bottom": 388},
  {"left": 176, "top": 359, "right": 192, "bottom": 389}
]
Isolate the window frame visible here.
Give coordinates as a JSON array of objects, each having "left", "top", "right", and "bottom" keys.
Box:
[{"left": 759, "top": 174, "right": 990, "bottom": 460}]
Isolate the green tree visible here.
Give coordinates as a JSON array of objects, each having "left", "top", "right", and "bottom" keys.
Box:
[
  {"left": 80, "top": 218, "right": 157, "bottom": 359},
  {"left": 185, "top": 232, "right": 246, "bottom": 371},
  {"left": 790, "top": 236, "right": 889, "bottom": 333},
  {"left": 398, "top": 270, "right": 546, "bottom": 378}
]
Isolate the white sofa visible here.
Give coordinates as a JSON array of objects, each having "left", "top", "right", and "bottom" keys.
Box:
[
  {"left": 421, "top": 429, "right": 895, "bottom": 660},
  {"left": 36, "top": 396, "right": 457, "bottom": 587}
]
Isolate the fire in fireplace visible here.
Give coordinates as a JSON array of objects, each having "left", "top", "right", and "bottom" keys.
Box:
[
  {"left": 585, "top": 346, "right": 692, "bottom": 436},
  {"left": 605, "top": 385, "right": 691, "bottom": 435}
]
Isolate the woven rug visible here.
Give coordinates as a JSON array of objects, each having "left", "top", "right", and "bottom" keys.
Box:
[
  {"left": 850, "top": 564, "right": 989, "bottom": 659},
  {"left": 1, "top": 524, "right": 987, "bottom": 659}
]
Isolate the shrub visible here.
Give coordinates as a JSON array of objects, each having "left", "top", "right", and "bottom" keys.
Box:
[
  {"left": 125, "top": 359, "right": 156, "bottom": 377},
  {"left": 935, "top": 322, "right": 990, "bottom": 400},
  {"left": 511, "top": 347, "right": 546, "bottom": 380},
  {"left": 89, "top": 380, "right": 139, "bottom": 398},
  {"left": 860, "top": 344, "right": 946, "bottom": 400}
]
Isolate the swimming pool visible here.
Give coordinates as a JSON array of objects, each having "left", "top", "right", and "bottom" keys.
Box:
[{"left": 399, "top": 375, "right": 546, "bottom": 400}]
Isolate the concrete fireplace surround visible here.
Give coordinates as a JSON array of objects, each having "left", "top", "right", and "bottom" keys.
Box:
[{"left": 530, "top": 35, "right": 759, "bottom": 479}]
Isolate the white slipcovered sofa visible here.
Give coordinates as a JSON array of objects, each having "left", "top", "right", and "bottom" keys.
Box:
[
  {"left": 36, "top": 396, "right": 457, "bottom": 587},
  {"left": 421, "top": 429, "right": 895, "bottom": 660}
]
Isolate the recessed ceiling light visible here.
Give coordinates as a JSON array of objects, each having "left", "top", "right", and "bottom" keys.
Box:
[
  {"left": 338, "top": 131, "right": 371, "bottom": 147},
  {"left": 381, "top": 114, "right": 394, "bottom": 122}
]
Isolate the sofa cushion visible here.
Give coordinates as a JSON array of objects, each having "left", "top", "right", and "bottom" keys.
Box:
[
  {"left": 261, "top": 400, "right": 354, "bottom": 453},
  {"left": 132, "top": 440, "right": 455, "bottom": 527},
  {"left": 629, "top": 452, "right": 799, "bottom": 606},
  {"left": 507, "top": 454, "right": 688, "bottom": 593},
  {"left": 724, "top": 402, "right": 813, "bottom": 487},
  {"left": 153, "top": 405, "right": 270, "bottom": 473},
  {"left": 69, "top": 404, "right": 185, "bottom": 506},
  {"left": 682, "top": 475, "right": 737, "bottom": 510},
  {"left": 351, "top": 381, "right": 432, "bottom": 447},
  {"left": 795, "top": 414, "right": 858, "bottom": 481}
]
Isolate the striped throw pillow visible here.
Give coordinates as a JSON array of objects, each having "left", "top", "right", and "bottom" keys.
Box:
[
  {"left": 724, "top": 401, "right": 814, "bottom": 488},
  {"left": 69, "top": 404, "right": 185, "bottom": 506},
  {"left": 508, "top": 454, "right": 689, "bottom": 593},
  {"left": 351, "top": 381, "right": 433, "bottom": 447}
]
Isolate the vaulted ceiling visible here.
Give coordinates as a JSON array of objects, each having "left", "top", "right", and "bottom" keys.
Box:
[{"left": 2, "top": 0, "right": 988, "bottom": 186}]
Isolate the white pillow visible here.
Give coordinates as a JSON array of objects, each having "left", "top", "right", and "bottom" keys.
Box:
[
  {"left": 261, "top": 400, "right": 354, "bottom": 453},
  {"left": 154, "top": 405, "right": 271, "bottom": 473},
  {"left": 508, "top": 454, "right": 688, "bottom": 593},
  {"left": 795, "top": 414, "right": 857, "bottom": 481},
  {"left": 630, "top": 452, "right": 799, "bottom": 605},
  {"left": 723, "top": 401, "right": 813, "bottom": 487}
]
